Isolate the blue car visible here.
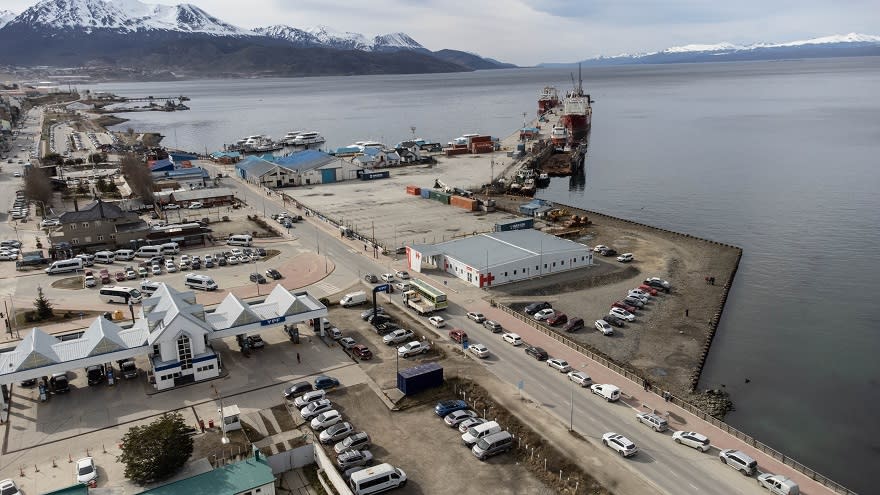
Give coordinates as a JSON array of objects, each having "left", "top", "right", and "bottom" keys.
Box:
[
  {"left": 434, "top": 399, "right": 468, "bottom": 417},
  {"left": 314, "top": 375, "right": 340, "bottom": 390}
]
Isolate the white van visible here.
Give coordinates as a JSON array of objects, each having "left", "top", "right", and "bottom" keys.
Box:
[
  {"left": 94, "top": 250, "right": 116, "bottom": 264},
  {"left": 184, "top": 274, "right": 218, "bottom": 291},
  {"left": 462, "top": 420, "right": 502, "bottom": 447},
  {"left": 136, "top": 245, "right": 163, "bottom": 258},
  {"left": 76, "top": 253, "right": 95, "bottom": 266},
  {"left": 349, "top": 463, "right": 407, "bottom": 495},
  {"left": 161, "top": 242, "right": 180, "bottom": 255},
  {"left": 140, "top": 280, "right": 161, "bottom": 296},
  {"left": 45, "top": 258, "right": 83, "bottom": 275},
  {"left": 114, "top": 249, "right": 136, "bottom": 261},
  {"left": 340, "top": 291, "right": 367, "bottom": 307},
  {"left": 227, "top": 234, "right": 253, "bottom": 247}
]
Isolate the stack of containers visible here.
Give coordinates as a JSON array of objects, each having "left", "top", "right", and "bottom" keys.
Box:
[{"left": 469, "top": 135, "right": 494, "bottom": 154}]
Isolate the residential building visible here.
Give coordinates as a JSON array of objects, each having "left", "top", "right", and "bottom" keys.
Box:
[
  {"left": 169, "top": 187, "right": 236, "bottom": 208},
  {"left": 50, "top": 199, "right": 150, "bottom": 251},
  {"left": 236, "top": 151, "right": 363, "bottom": 188}
]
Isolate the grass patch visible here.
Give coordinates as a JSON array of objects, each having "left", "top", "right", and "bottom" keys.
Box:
[
  {"left": 51, "top": 276, "right": 86, "bottom": 290},
  {"left": 271, "top": 404, "right": 296, "bottom": 432}
]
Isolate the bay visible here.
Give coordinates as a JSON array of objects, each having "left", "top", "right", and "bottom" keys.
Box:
[{"left": 92, "top": 57, "right": 880, "bottom": 493}]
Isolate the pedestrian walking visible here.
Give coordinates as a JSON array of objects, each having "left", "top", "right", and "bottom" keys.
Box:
[
  {"left": 663, "top": 391, "right": 670, "bottom": 402},
  {"left": 642, "top": 379, "right": 649, "bottom": 391},
  {"left": 296, "top": 352, "right": 301, "bottom": 364},
  {"left": 685, "top": 308, "right": 689, "bottom": 317}
]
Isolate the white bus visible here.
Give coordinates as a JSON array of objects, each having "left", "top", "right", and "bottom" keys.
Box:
[{"left": 99, "top": 286, "right": 143, "bottom": 304}]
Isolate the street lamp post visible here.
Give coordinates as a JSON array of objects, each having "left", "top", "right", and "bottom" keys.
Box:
[{"left": 212, "top": 384, "right": 230, "bottom": 444}]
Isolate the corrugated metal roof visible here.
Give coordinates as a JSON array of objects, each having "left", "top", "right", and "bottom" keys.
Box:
[
  {"left": 137, "top": 457, "right": 274, "bottom": 495},
  {"left": 415, "top": 230, "right": 590, "bottom": 269},
  {"left": 171, "top": 187, "right": 236, "bottom": 202},
  {"left": 235, "top": 157, "right": 279, "bottom": 177},
  {"left": 275, "top": 150, "right": 336, "bottom": 171}
]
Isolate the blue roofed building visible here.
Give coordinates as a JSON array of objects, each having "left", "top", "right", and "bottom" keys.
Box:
[{"left": 236, "top": 151, "right": 362, "bottom": 188}]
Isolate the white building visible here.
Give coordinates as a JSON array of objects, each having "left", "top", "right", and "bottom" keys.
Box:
[{"left": 406, "top": 229, "right": 593, "bottom": 287}]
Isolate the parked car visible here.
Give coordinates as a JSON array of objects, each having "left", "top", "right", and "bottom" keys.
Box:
[
  {"left": 593, "top": 244, "right": 608, "bottom": 252},
  {"left": 623, "top": 296, "right": 645, "bottom": 308},
  {"left": 718, "top": 449, "right": 758, "bottom": 476},
  {"left": 314, "top": 375, "right": 340, "bottom": 390},
  {"left": 397, "top": 341, "right": 430, "bottom": 357},
  {"left": 310, "top": 410, "right": 343, "bottom": 430},
  {"left": 83, "top": 274, "right": 96, "bottom": 287},
  {"left": 603, "top": 314, "right": 626, "bottom": 328},
  {"left": 360, "top": 306, "right": 385, "bottom": 320},
  {"left": 469, "top": 343, "right": 490, "bottom": 358},
  {"left": 533, "top": 308, "right": 556, "bottom": 321},
  {"left": 637, "top": 284, "right": 659, "bottom": 296},
  {"left": 246, "top": 335, "right": 265, "bottom": 349},
  {"left": 383, "top": 329, "right": 415, "bottom": 345},
  {"left": 525, "top": 345, "right": 548, "bottom": 360},
  {"left": 444, "top": 409, "right": 477, "bottom": 427},
  {"left": 598, "top": 247, "right": 617, "bottom": 257},
  {"left": 502, "top": 333, "right": 523, "bottom": 346},
  {"left": 466, "top": 312, "right": 486, "bottom": 323},
  {"left": 644, "top": 277, "right": 671, "bottom": 291},
  {"left": 336, "top": 450, "right": 373, "bottom": 469},
  {"left": 602, "top": 433, "right": 638, "bottom": 457},
  {"left": 339, "top": 337, "right": 357, "bottom": 350},
  {"left": 320, "top": 422, "right": 354, "bottom": 444},
  {"left": 0, "top": 479, "right": 21, "bottom": 495},
  {"left": 137, "top": 267, "right": 149, "bottom": 278},
  {"left": 428, "top": 316, "right": 446, "bottom": 327},
  {"left": 380, "top": 273, "right": 395, "bottom": 282},
  {"left": 458, "top": 417, "right": 488, "bottom": 433},
  {"left": 435, "top": 399, "right": 468, "bottom": 417},
  {"left": 672, "top": 431, "right": 711, "bottom": 452},
  {"left": 636, "top": 412, "right": 669, "bottom": 432},
  {"left": 249, "top": 273, "right": 267, "bottom": 284},
  {"left": 609, "top": 307, "right": 636, "bottom": 322},
  {"left": 448, "top": 329, "right": 468, "bottom": 343},
  {"left": 283, "top": 381, "right": 313, "bottom": 400},
  {"left": 757, "top": 474, "right": 800, "bottom": 495},
  {"left": 300, "top": 399, "right": 333, "bottom": 420},
  {"left": 395, "top": 270, "right": 410, "bottom": 279},
  {"left": 547, "top": 312, "right": 568, "bottom": 326},
  {"left": 125, "top": 268, "right": 137, "bottom": 280},
  {"left": 612, "top": 301, "right": 638, "bottom": 313},
  {"left": 188, "top": 202, "right": 204, "bottom": 209},
  {"left": 484, "top": 320, "right": 503, "bottom": 333},
  {"left": 568, "top": 371, "right": 592, "bottom": 387},
  {"left": 595, "top": 320, "right": 614, "bottom": 336},
  {"left": 364, "top": 273, "right": 379, "bottom": 283},
  {"left": 266, "top": 268, "right": 283, "bottom": 280},
  {"left": 367, "top": 314, "right": 392, "bottom": 327},
  {"left": 524, "top": 301, "right": 551, "bottom": 315},
  {"left": 351, "top": 344, "right": 373, "bottom": 360},
  {"left": 374, "top": 323, "right": 399, "bottom": 336},
  {"left": 334, "top": 432, "right": 371, "bottom": 454},
  {"left": 629, "top": 288, "right": 652, "bottom": 300},
  {"left": 561, "top": 317, "right": 584, "bottom": 332},
  {"left": 75, "top": 457, "right": 97, "bottom": 484},
  {"left": 616, "top": 253, "right": 634, "bottom": 263},
  {"left": 547, "top": 358, "right": 572, "bottom": 373},
  {"left": 114, "top": 271, "right": 126, "bottom": 282},
  {"left": 590, "top": 384, "right": 621, "bottom": 402}
]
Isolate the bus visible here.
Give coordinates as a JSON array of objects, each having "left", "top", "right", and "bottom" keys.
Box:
[
  {"left": 405, "top": 279, "right": 448, "bottom": 314},
  {"left": 99, "top": 286, "right": 143, "bottom": 304}
]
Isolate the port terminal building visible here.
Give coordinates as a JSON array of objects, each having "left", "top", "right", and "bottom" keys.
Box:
[{"left": 406, "top": 229, "right": 593, "bottom": 287}]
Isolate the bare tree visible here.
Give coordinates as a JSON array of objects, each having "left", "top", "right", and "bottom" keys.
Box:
[
  {"left": 23, "top": 167, "right": 53, "bottom": 216},
  {"left": 121, "top": 153, "right": 155, "bottom": 204}
]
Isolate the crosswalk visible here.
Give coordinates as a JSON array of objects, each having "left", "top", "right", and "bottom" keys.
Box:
[{"left": 311, "top": 280, "right": 340, "bottom": 296}]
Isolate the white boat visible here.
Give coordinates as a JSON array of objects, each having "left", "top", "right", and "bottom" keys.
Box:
[
  {"left": 282, "top": 131, "right": 303, "bottom": 145},
  {"left": 292, "top": 131, "right": 325, "bottom": 146},
  {"left": 550, "top": 124, "right": 568, "bottom": 146}
]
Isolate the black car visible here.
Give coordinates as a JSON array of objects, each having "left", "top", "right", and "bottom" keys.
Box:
[
  {"left": 191, "top": 259, "right": 202, "bottom": 269},
  {"left": 525, "top": 345, "right": 549, "bottom": 361},
  {"left": 266, "top": 268, "right": 283, "bottom": 280},
  {"left": 249, "top": 273, "right": 267, "bottom": 284},
  {"left": 360, "top": 306, "right": 385, "bottom": 320},
  {"left": 599, "top": 247, "right": 618, "bottom": 257},
  {"left": 644, "top": 278, "right": 671, "bottom": 292},
  {"left": 247, "top": 335, "right": 265, "bottom": 349},
  {"left": 283, "top": 381, "right": 313, "bottom": 399},
  {"left": 395, "top": 246, "right": 407, "bottom": 255},
  {"left": 623, "top": 296, "right": 645, "bottom": 308},
  {"left": 256, "top": 248, "right": 267, "bottom": 257},
  {"left": 603, "top": 315, "right": 626, "bottom": 328},
  {"left": 524, "top": 302, "right": 552, "bottom": 315},
  {"left": 217, "top": 256, "right": 227, "bottom": 266},
  {"left": 368, "top": 314, "right": 392, "bottom": 327},
  {"left": 374, "top": 322, "right": 399, "bottom": 336}
]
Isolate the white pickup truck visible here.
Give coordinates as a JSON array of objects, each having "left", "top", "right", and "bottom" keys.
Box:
[{"left": 397, "top": 340, "right": 431, "bottom": 358}]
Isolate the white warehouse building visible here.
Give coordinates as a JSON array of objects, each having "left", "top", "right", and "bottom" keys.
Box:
[{"left": 406, "top": 229, "right": 593, "bottom": 287}]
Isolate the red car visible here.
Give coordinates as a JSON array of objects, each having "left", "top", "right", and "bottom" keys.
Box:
[
  {"left": 547, "top": 312, "right": 568, "bottom": 326},
  {"left": 99, "top": 269, "right": 111, "bottom": 284},
  {"left": 448, "top": 329, "right": 468, "bottom": 343},
  {"left": 114, "top": 271, "right": 126, "bottom": 282},
  {"left": 351, "top": 344, "right": 373, "bottom": 360},
  {"left": 612, "top": 301, "right": 638, "bottom": 313},
  {"left": 637, "top": 284, "right": 659, "bottom": 296}
]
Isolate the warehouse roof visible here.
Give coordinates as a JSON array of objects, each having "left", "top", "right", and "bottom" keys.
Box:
[
  {"left": 412, "top": 230, "right": 590, "bottom": 270},
  {"left": 275, "top": 150, "right": 336, "bottom": 171},
  {"left": 234, "top": 156, "right": 278, "bottom": 177},
  {"left": 136, "top": 456, "right": 274, "bottom": 495},
  {"left": 170, "top": 187, "right": 236, "bottom": 202}
]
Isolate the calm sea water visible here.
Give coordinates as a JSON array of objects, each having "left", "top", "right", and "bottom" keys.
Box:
[{"left": 92, "top": 58, "right": 880, "bottom": 493}]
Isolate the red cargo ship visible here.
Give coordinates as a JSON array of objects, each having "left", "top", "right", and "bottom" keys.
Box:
[{"left": 561, "top": 65, "right": 592, "bottom": 142}]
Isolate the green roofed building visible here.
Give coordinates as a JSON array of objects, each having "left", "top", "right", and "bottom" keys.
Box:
[
  {"left": 42, "top": 485, "right": 89, "bottom": 495},
  {"left": 136, "top": 455, "right": 275, "bottom": 495}
]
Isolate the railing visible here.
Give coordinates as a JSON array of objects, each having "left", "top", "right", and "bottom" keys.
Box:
[{"left": 497, "top": 305, "right": 858, "bottom": 495}]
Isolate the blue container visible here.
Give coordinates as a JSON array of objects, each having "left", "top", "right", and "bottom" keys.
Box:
[
  {"left": 420, "top": 189, "right": 431, "bottom": 199},
  {"left": 397, "top": 362, "right": 443, "bottom": 395}
]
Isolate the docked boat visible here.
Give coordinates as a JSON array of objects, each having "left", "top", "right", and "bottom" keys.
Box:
[
  {"left": 281, "top": 131, "right": 303, "bottom": 146},
  {"left": 292, "top": 131, "right": 326, "bottom": 146},
  {"left": 561, "top": 65, "right": 592, "bottom": 143},
  {"left": 537, "top": 86, "right": 560, "bottom": 116},
  {"left": 550, "top": 124, "right": 568, "bottom": 147}
]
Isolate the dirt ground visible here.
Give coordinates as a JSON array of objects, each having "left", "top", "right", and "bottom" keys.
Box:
[{"left": 488, "top": 199, "right": 741, "bottom": 396}]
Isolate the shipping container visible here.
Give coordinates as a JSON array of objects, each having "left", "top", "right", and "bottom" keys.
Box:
[
  {"left": 433, "top": 192, "right": 451, "bottom": 204},
  {"left": 359, "top": 171, "right": 391, "bottom": 181},
  {"left": 451, "top": 196, "right": 477, "bottom": 211},
  {"left": 494, "top": 218, "right": 535, "bottom": 232},
  {"left": 405, "top": 185, "right": 421, "bottom": 195},
  {"left": 470, "top": 135, "right": 492, "bottom": 143},
  {"left": 420, "top": 188, "right": 431, "bottom": 199},
  {"left": 397, "top": 362, "right": 444, "bottom": 395},
  {"left": 445, "top": 148, "right": 469, "bottom": 157}
]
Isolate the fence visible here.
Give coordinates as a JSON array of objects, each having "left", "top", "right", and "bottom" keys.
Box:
[{"left": 497, "top": 304, "right": 857, "bottom": 495}]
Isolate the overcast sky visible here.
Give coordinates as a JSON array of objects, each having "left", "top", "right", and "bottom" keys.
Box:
[{"left": 3, "top": 0, "right": 879, "bottom": 65}]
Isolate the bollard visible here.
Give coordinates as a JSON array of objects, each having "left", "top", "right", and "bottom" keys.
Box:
[
  {"left": 86, "top": 448, "right": 90, "bottom": 456},
  {"left": 559, "top": 469, "right": 562, "bottom": 480},
  {"left": 19, "top": 466, "right": 24, "bottom": 477},
  {"left": 34, "top": 464, "right": 39, "bottom": 473},
  {"left": 544, "top": 458, "right": 547, "bottom": 471},
  {"left": 68, "top": 453, "right": 73, "bottom": 463},
  {"left": 52, "top": 458, "right": 57, "bottom": 468},
  {"left": 103, "top": 444, "right": 107, "bottom": 453}
]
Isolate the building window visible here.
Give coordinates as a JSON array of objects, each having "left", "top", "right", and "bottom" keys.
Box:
[
  {"left": 153, "top": 344, "right": 160, "bottom": 356},
  {"left": 536, "top": 266, "right": 539, "bottom": 271},
  {"left": 71, "top": 239, "right": 79, "bottom": 245},
  {"left": 513, "top": 270, "right": 517, "bottom": 275},
  {"left": 544, "top": 264, "right": 548, "bottom": 269},
  {"left": 82, "top": 223, "right": 89, "bottom": 229},
  {"left": 177, "top": 335, "right": 193, "bottom": 370},
  {"left": 560, "top": 260, "right": 564, "bottom": 265},
  {"left": 97, "top": 235, "right": 104, "bottom": 241},
  {"left": 84, "top": 236, "right": 92, "bottom": 243},
  {"left": 110, "top": 234, "right": 116, "bottom": 239},
  {"left": 504, "top": 272, "right": 508, "bottom": 277},
  {"left": 553, "top": 262, "right": 556, "bottom": 267},
  {"left": 69, "top": 224, "right": 77, "bottom": 231}
]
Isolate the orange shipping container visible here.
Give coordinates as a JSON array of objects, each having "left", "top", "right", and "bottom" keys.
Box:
[
  {"left": 405, "top": 185, "right": 421, "bottom": 195},
  {"left": 451, "top": 196, "right": 477, "bottom": 211}
]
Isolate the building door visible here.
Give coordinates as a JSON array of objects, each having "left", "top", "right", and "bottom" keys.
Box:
[{"left": 321, "top": 169, "right": 337, "bottom": 183}]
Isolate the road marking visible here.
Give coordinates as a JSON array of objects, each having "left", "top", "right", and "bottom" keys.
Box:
[
  {"left": 688, "top": 482, "right": 698, "bottom": 490},
  {"left": 312, "top": 281, "right": 340, "bottom": 295}
]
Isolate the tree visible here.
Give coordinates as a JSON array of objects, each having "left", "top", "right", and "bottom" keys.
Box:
[
  {"left": 89, "top": 152, "right": 107, "bottom": 165},
  {"left": 121, "top": 152, "right": 155, "bottom": 204},
  {"left": 118, "top": 412, "right": 194, "bottom": 484},
  {"left": 95, "top": 177, "right": 108, "bottom": 193},
  {"left": 33, "top": 287, "right": 54, "bottom": 321},
  {"left": 23, "top": 167, "right": 53, "bottom": 211}
]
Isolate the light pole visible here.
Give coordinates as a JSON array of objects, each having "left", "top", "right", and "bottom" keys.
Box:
[{"left": 212, "top": 384, "right": 230, "bottom": 444}]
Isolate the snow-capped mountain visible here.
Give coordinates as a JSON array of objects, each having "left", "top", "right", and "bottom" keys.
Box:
[
  {"left": 254, "top": 24, "right": 425, "bottom": 52},
  {"left": 0, "top": 10, "right": 15, "bottom": 29},
  {"left": 5, "top": 0, "right": 252, "bottom": 36},
  {"left": 540, "top": 33, "right": 880, "bottom": 67}
]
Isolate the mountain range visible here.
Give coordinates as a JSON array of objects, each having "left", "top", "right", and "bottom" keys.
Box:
[
  {"left": 541, "top": 33, "right": 880, "bottom": 67},
  {"left": 0, "top": 0, "right": 514, "bottom": 78}
]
